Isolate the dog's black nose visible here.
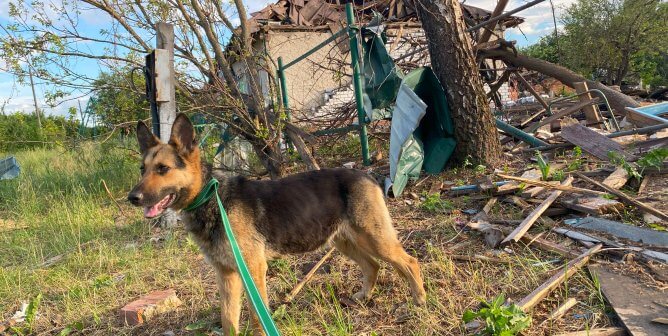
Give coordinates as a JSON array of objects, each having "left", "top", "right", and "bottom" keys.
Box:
[{"left": 128, "top": 192, "right": 143, "bottom": 205}]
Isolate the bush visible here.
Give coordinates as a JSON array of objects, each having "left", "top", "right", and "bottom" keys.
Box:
[{"left": 0, "top": 113, "right": 78, "bottom": 151}]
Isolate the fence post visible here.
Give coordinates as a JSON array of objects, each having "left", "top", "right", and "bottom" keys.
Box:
[
  {"left": 345, "top": 3, "right": 371, "bottom": 166},
  {"left": 277, "top": 57, "right": 292, "bottom": 149},
  {"left": 155, "top": 22, "right": 178, "bottom": 228},
  {"left": 155, "top": 22, "right": 177, "bottom": 142}
]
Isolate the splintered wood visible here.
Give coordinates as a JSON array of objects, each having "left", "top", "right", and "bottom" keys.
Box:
[
  {"left": 502, "top": 177, "right": 574, "bottom": 245},
  {"left": 518, "top": 244, "right": 602, "bottom": 311}
]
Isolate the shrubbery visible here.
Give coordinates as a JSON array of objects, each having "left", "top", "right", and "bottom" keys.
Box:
[{"left": 0, "top": 113, "right": 79, "bottom": 151}]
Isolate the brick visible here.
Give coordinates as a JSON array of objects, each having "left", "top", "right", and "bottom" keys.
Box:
[{"left": 120, "top": 289, "right": 182, "bottom": 325}]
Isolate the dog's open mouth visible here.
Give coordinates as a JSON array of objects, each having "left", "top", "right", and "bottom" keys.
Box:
[{"left": 144, "top": 193, "right": 176, "bottom": 218}]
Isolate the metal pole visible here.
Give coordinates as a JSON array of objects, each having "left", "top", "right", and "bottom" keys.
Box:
[
  {"left": 277, "top": 57, "right": 290, "bottom": 120},
  {"left": 346, "top": 2, "right": 371, "bottom": 166},
  {"left": 277, "top": 57, "right": 292, "bottom": 149}
]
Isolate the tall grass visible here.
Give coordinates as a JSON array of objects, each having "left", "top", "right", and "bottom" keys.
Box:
[{"left": 0, "top": 140, "right": 211, "bottom": 333}]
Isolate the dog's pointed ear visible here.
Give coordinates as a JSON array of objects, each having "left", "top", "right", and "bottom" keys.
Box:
[
  {"left": 169, "top": 113, "right": 197, "bottom": 155},
  {"left": 137, "top": 121, "right": 160, "bottom": 155}
]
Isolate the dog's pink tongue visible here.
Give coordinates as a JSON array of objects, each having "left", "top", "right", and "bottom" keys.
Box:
[{"left": 144, "top": 204, "right": 161, "bottom": 218}]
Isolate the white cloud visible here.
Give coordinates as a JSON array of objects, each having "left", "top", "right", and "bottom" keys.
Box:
[{"left": 464, "top": 0, "right": 577, "bottom": 45}]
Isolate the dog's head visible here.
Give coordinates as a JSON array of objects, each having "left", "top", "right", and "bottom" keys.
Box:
[{"left": 128, "top": 113, "right": 203, "bottom": 218}]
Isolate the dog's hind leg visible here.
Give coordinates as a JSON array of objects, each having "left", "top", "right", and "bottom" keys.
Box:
[
  {"left": 333, "top": 236, "right": 380, "bottom": 302},
  {"left": 214, "top": 265, "right": 243, "bottom": 336},
  {"left": 348, "top": 183, "right": 427, "bottom": 306}
]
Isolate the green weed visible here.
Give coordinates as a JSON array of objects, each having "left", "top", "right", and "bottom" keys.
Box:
[
  {"left": 462, "top": 294, "right": 531, "bottom": 336},
  {"left": 420, "top": 193, "right": 454, "bottom": 213}
]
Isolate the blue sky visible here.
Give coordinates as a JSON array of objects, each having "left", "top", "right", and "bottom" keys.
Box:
[{"left": 0, "top": 0, "right": 573, "bottom": 118}]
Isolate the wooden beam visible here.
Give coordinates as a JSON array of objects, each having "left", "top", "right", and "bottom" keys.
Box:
[
  {"left": 516, "top": 72, "right": 549, "bottom": 110},
  {"left": 496, "top": 174, "right": 606, "bottom": 196},
  {"left": 573, "top": 82, "right": 604, "bottom": 126},
  {"left": 518, "top": 244, "right": 602, "bottom": 311},
  {"left": 575, "top": 172, "right": 668, "bottom": 222},
  {"left": 502, "top": 177, "right": 574, "bottom": 245}
]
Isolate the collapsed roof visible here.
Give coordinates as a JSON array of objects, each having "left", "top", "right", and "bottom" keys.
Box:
[{"left": 249, "top": 0, "right": 524, "bottom": 32}]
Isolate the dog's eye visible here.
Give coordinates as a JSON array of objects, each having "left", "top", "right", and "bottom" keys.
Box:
[
  {"left": 140, "top": 165, "right": 145, "bottom": 174},
  {"left": 157, "top": 164, "right": 171, "bottom": 174}
]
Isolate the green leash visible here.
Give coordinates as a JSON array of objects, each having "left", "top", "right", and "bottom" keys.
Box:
[{"left": 184, "top": 179, "right": 281, "bottom": 336}]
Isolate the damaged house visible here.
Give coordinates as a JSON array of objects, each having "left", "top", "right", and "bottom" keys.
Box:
[{"left": 230, "top": 0, "right": 524, "bottom": 120}]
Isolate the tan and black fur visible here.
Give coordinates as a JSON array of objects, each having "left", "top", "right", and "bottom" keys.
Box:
[{"left": 128, "top": 114, "right": 426, "bottom": 335}]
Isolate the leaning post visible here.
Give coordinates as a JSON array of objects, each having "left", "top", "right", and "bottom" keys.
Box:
[
  {"left": 154, "top": 22, "right": 178, "bottom": 228},
  {"left": 345, "top": 2, "right": 371, "bottom": 166}
]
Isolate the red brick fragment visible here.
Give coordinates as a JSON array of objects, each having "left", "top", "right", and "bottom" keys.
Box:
[{"left": 120, "top": 289, "right": 182, "bottom": 325}]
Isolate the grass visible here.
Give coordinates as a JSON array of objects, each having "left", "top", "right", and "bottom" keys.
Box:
[{"left": 0, "top": 140, "right": 611, "bottom": 335}]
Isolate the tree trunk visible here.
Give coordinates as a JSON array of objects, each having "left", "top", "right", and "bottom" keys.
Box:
[
  {"left": 480, "top": 48, "right": 640, "bottom": 114},
  {"left": 416, "top": 0, "right": 502, "bottom": 166}
]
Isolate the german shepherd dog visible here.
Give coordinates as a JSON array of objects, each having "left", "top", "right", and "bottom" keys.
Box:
[{"left": 128, "top": 114, "right": 426, "bottom": 335}]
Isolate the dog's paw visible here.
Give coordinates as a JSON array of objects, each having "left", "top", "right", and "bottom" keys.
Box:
[
  {"left": 413, "top": 292, "right": 427, "bottom": 306},
  {"left": 352, "top": 291, "right": 371, "bottom": 302}
]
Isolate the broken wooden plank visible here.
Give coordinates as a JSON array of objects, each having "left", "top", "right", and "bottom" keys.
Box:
[
  {"left": 498, "top": 227, "right": 583, "bottom": 259},
  {"left": 518, "top": 244, "right": 601, "bottom": 311},
  {"left": 602, "top": 167, "right": 630, "bottom": 189},
  {"left": 553, "top": 328, "right": 627, "bottom": 336},
  {"left": 564, "top": 217, "right": 668, "bottom": 247},
  {"left": 497, "top": 173, "right": 606, "bottom": 196},
  {"left": 575, "top": 172, "right": 668, "bottom": 222},
  {"left": 502, "top": 177, "right": 574, "bottom": 245},
  {"left": 526, "top": 98, "right": 600, "bottom": 133},
  {"left": 589, "top": 264, "right": 668, "bottom": 336},
  {"left": 560, "top": 119, "right": 635, "bottom": 161},
  {"left": 560, "top": 196, "right": 624, "bottom": 215},
  {"left": 625, "top": 102, "right": 668, "bottom": 127},
  {"left": 547, "top": 297, "right": 578, "bottom": 321},
  {"left": 573, "top": 82, "right": 604, "bottom": 126},
  {"left": 496, "top": 169, "right": 541, "bottom": 195}
]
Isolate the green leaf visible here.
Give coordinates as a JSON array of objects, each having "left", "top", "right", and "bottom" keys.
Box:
[
  {"left": 185, "top": 320, "right": 208, "bottom": 331},
  {"left": 463, "top": 309, "right": 478, "bottom": 322}
]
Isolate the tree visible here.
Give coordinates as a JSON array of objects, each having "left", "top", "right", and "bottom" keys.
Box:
[
  {"left": 560, "top": 0, "right": 668, "bottom": 85},
  {"left": 90, "top": 68, "right": 150, "bottom": 128},
  {"left": 416, "top": 0, "right": 501, "bottom": 166},
  {"left": 0, "top": 0, "right": 318, "bottom": 178},
  {"left": 521, "top": 35, "right": 560, "bottom": 65}
]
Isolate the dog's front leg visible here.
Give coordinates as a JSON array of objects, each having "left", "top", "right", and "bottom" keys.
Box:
[{"left": 215, "top": 265, "right": 243, "bottom": 336}]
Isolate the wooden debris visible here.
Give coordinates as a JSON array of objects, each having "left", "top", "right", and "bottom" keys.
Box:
[
  {"left": 497, "top": 169, "right": 541, "bottom": 195},
  {"left": 502, "top": 177, "right": 574, "bottom": 245},
  {"left": 560, "top": 119, "right": 635, "bottom": 161},
  {"left": 553, "top": 328, "right": 627, "bottom": 336},
  {"left": 652, "top": 318, "right": 668, "bottom": 325},
  {"left": 560, "top": 196, "right": 624, "bottom": 215},
  {"left": 497, "top": 174, "right": 606, "bottom": 196},
  {"left": 451, "top": 254, "right": 510, "bottom": 264},
  {"left": 526, "top": 98, "right": 600, "bottom": 133},
  {"left": 428, "top": 180, "right": 443, "bottom": 196},
  {"left": 575, "top": 172, "right": 668, "bottom": 222},
  {"left": 283, "top": 247, "right": 336, "bottom": 303},
  {"left": 573, "top": 82, "right": 604, "bottom": 126},
  {"left": 497, "top": 227, "right": 583, "bottom": 259},
  {"left": 517, "top": 244, "right": 601, "bottom": 311},
  {"left": 590, "top": 264, "right": 668, "bottom": 336},
  {"left": 547, "top": 298, "right": 578, "bottom": 321},
  {"left": 602, "top": 167, "right": 630, "bottom": 189},
  {"left": 468, "top": 198, "right": 504, "bottom": 248}
]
